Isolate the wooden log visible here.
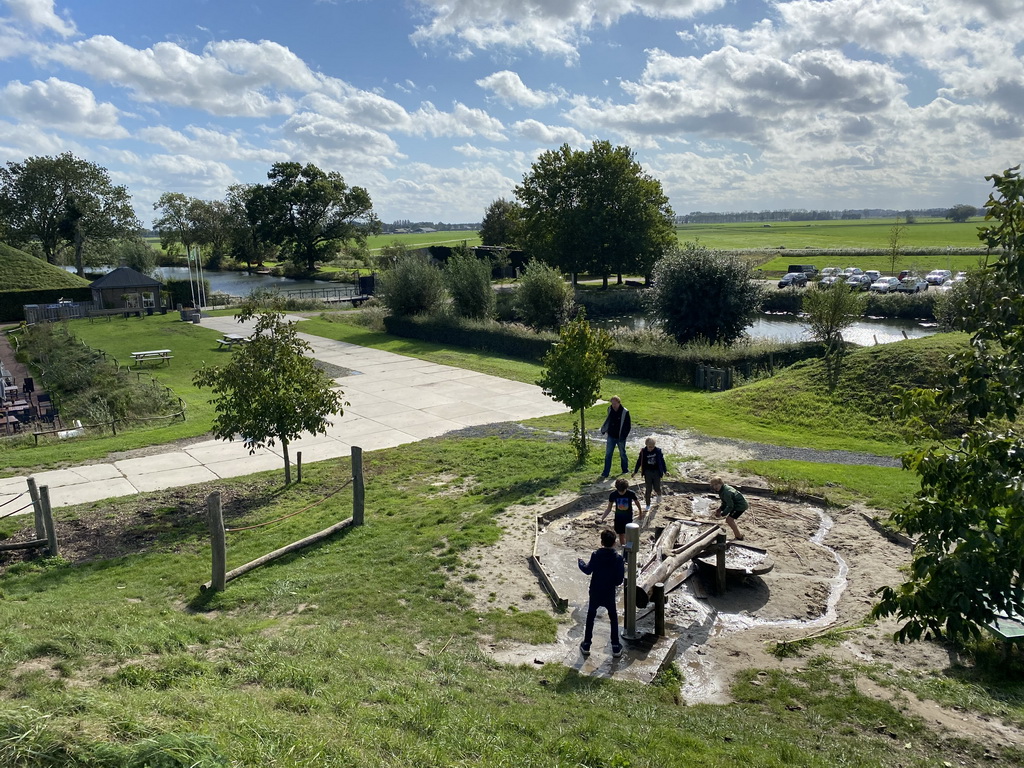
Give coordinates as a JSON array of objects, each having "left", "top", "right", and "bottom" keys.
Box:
[
  {"left": 201, "top": 515, "right": 355, "bottom": 592},
  {"left": 638, "top": 525, "right": 720, "bottom": 599},
  {"left": 657, "top": 520, "right": 681, "bottom": 560},
  {"left": 26, "top": 477, "right": 43, "bottom": 540},
  {"left": 39, "top": 485, "right": 58, "bottom": 557},
  {"left": 0, "top": 538, "right": 47, "bottom": 551},
  {"left": 208, "top": 492, "right": 226, "bottom": 592}
]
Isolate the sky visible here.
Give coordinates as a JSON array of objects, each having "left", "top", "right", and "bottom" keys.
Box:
[{"left": 0, "top": 0, "right": 1021, "bottom": 226}]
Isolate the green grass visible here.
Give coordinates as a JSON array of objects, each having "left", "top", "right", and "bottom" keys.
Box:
[
  {"left": 678, "top": 217, "right": 987, "bottom": 251},
  {"left": 2, "top": 438, "right": 1020, "bottom": 767},
  {"left": 366, "top": 230, "right": 481, "bottom": 252},
  {"left": 0, "top": 242, "right": 92, "bottom": 290}
]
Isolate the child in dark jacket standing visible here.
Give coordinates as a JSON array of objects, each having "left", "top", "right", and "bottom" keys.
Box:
[
  {"left": 577, "top": 529, "right": 626, "bottom": 658},
  {"left": 632, "top": 436, "right": 667, "bottom": 512}
]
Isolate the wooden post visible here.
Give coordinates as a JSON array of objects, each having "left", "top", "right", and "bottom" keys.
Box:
[
  {"left": 296, "top": 451, "right": 302, "bottom": 483},
  {"left": 715, "top": 532, "right": 727, "bottom": 595},
  {"left": 654, "top": 582, "right": 666, "bottom": 637},
  {"left": 352, "top": 446, "right": 364, "bottom": 526},
  {"left": 39, "top": 485, "right": 58, "bottom": 557},
  {"left": 26, "top": 477, "right": 44, "bottom": 540},
  {"left": 208, "top": 492, "right": 226, "bottom": 592}
]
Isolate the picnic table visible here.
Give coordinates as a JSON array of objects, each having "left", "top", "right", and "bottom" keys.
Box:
[
  {"left": 216, "top": 334, "right": 248, "bottom": 349},
  {"left": 131, "top": 349, "right": 173, "bottom": 367}
]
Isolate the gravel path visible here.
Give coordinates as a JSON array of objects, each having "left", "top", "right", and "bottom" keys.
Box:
[{"left": 446, "top": 422, "right": 901, "bottom": 468}]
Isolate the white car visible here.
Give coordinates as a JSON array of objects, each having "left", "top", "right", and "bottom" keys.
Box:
[
  {"left": 934, "top": 279, "right": 956, "bottom": 293},
  {"left": 925, "top": 269, "right": 952, "bottom": 285},
  {"left": 864, "top": 270, "right": 882, "bottom": 282},
  {"left": 869, "top": 276, "right": 900, "bottom": 293},
  {"left": 842, "top": 266, "right": 864, "bottom": 277},
  {"left": 819, "top": 267, "right": 841, "bottom": 278}
]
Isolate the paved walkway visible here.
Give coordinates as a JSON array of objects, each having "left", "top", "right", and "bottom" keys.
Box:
[{"left": 0, "top": 315, "right": 567, "bottom": 511}]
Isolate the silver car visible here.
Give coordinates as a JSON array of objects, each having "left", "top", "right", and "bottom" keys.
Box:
[{"left": 869, "top": 276, "right": 901, "bottom": 293}]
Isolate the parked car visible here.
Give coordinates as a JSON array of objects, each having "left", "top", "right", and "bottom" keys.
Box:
[
  {"left": 896, "top": 276, "right": 929, "bottom": 293},
  {"left": 778, "top": 272, "right": 809, "bottom": 288},
  {"left": 864, "top": 270, "right": 882, "bottom": 283},
  {"left": 869, "top": 276, "right": 901, "bottom": 293},
  {"left": 819, "top": 267, "right": 841, "bottom": 278},
  {"left": 925, "top": 269, "right": 952, "bottom": 285},
  {"left": 842, "top": 267, "right": 865, "bottom": 277},
  {"left": 787, "top": 264, "right": 818, "bottom": 276},
  {"left": 818, "top": 274, "right": 846, "bottom": 289},
  {"left": 898, "top": 269, "right": 911, "bottom": 281},
  {"left": 934, "top": 279, "right": 956, "bottom": 293},
  {"left": 846, "top": 274, "right": 872, "bottom": 291}
]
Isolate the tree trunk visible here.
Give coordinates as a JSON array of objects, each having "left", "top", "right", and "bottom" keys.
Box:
[
  {"left": 282, "top": 436, "right": 292, "bottom": 484},
  {"left": 617, "top": 273, "right": 622, "bottom": 285},
  {"left": 74, "top": 225, "right": 85, "bottom": 277},
  {"left": 579, "top": 407, "right": 587, "bottom": 454},
  {"left": 602, "top": 275, "right": 608, "bottom": 289}
]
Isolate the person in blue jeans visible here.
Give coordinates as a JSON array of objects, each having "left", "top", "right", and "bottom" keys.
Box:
[
  {"left": 600, "top": 395, "right": 631, "bottom": 478},
  {"left": 578, "top": 529, "right": 626, "bottom": 658}
]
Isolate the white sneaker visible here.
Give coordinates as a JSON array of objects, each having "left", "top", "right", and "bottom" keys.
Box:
[{"left": 645, "top": 505, "right": 651, "bottom": 513}]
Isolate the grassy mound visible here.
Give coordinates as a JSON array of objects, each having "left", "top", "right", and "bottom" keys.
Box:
[
  {"left": 716, "top": 332, "right": 966, "bottom": 444},
  {"left": 0, "top": 242, "right": 91, "bottom": 290}
]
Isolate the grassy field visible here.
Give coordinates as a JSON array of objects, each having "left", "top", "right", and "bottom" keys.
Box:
[{"left": 677, "top": 217, "right": 987, "bottom": 251}]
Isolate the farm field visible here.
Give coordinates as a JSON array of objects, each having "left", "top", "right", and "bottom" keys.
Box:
[{"left": 677, "top": 217, "right": 987, "bottom": 251}]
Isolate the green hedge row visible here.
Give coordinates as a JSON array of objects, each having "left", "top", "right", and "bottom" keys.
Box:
[
  {"left": 760, "top": 288, "right": 938, "bottom": 319},
  {"left": 0, "top": 287, "right": 93, "bottom": 322},
  {"left": 383, "top": 315, "right": 826, "bottom": 387}
]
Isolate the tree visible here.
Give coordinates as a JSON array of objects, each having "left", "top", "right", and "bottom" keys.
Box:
[
  {"left": 224, "top": 183, "right": 277, "bottom": 268},
  {"left": 801, "top": 282, "right": 864, "bottom": 389},
  {"left": 945, "top": 203, "right": 978, "bottom": 223},
  {"left": 887, "top": 215, "right": 905, "bottom": 276},
  {"left": 445, "top": 245, "right": 495, "bottom": 319},
  {"left": 515, "top": 141, "right": 675, "bottom": 286},
  {"left": 377, "top": 253, "right": 447, "bottom": 316},
  {"left": 262, "top": 162, "right": 378, "bottom": 272},
  {"left": 107, "top": 235, "right": 157, "bottom": 275},
  {"left": 479, "top": 198, "right": 523, "bottom": 247},
  {"left": 513, "top": 259, "right": 574, "bottom": 330},
  {"left": 0, "top": 152, "right": 139, "bottom": 275},
  {"left": 873, "top": 166, "right": 1024, "bottom": 642},
  {"left": 645, "top": 243, "right": 764, "bottom": 345},
  {"left": 193, "top": 311, "right": 346, "bottom": 485},
  {"left": 152, "top": 192, "right": 206, "bottom": 259},
  {"left": 537, "top": 308, "right": 612, "bottom": 463}
]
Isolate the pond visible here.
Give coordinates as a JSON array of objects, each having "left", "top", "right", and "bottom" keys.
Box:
[
  {"left": 153, "top": 266, "right": 342, "bottom": 295},
  {"left": 594, "top": 313, "right": 937, "bottom": 346}
]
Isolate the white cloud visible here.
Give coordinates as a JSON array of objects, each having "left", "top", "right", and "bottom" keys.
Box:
[
  {"left": 278, "top": 111, "right": 403, "bottom": 168},
  {"left": 410, "top": 0, "right": 726, "bottom": 59},
  {"left": 411, "top": 101, "right": 507, "bottom": 141},
  {"left": 476, "top": 70, "right": 559, "bottom": 108},
  {"left": 0, "top": 77, "right": 126, "bottom": 138},
  {"left": 511, "top": 119, "right": 586, "bottom": 146},
  {"left": 3, "top": 0, "right": 76, "bottom": 37},
  {"left": 378, "top": 160, "right": 518, "bottom": 221}
]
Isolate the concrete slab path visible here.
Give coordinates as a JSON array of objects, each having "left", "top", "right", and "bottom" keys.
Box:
[{"left": 1, "top": 314, "right": 567, "bottom": 512}]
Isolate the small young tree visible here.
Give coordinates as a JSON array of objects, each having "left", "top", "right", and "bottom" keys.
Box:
[
  {"left": 801, "top": 282, "right": 865, "bottom": 389},
  {"left": 513, "top": 259, "right": 574, "bottom": 330},
  {"left": 887, "top": 215, "right": 905, "bottom": 276},
  {"left": 377, "top": 253, "right": 447, "bottom": 316},
  {"left": 446, "top": 245, "right": 495, "bottom": 319},
  {"left": 645, "top": 243, "right": 764, "bottom": 345},
  {"left": 873, "top": 165, "right": 1024, "bottom": 642},
  {"left": 194, "top": 311, "right": 345, "bottom": 484},
  {"left": 537, "top": 308, "right": 612, "bottom": 464}
]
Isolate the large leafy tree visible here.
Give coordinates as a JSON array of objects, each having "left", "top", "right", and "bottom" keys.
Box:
[
  {"left": 537, "top": 308, "right": 612, "bottom": 463},
  {"left": 515, "top": 141, "right": 675, "bottom": 286},
  {"left": 0, "top": 152, "right": 139, "bottom": 275},
  {"left": 263, "top": 162, "right": 378, "bottom": 272},
  {"left": 874, "top": 166, "right": 1024, "bottom": 642},
  {"left": 479, "top": 198, "right": 523, "bottom": 247},
  {"left": 194, "top": 311, "right": 346, "bottom": 485},
  {"left": 945, "top": 203, "right": 978, "bottom": 223},
  {"left": 224, "top": 183, "right": 277, "bottom": 268},
  {"left": 645, "top": 243, "right": 764, "bottom": 345},
  {"left": 152, "top": 192, "right": 207, "bottom": 259}
]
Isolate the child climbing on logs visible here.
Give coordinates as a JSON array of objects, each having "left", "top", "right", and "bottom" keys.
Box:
[
  {"left": 600, "top": 477, "right": 644, "bottom": 547},
  {"left": 709, "top": 477, "right": 747, "bottom": 541}
]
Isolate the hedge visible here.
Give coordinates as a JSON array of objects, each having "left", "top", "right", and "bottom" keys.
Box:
[
  {"left": 383, "top": 314, "right": 826, "bottom": 387},
  {"left": 0, "top": 287, "right": 93, "bottom": 322}
]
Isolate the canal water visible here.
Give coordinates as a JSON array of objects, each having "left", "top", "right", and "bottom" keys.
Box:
[{"left": 153, "top": 266, "right": 338, "bottom": 295}]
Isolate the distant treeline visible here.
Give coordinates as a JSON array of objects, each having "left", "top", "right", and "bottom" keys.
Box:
[{"left": 677, "top": 208, "right": 959, "bottom": 224}]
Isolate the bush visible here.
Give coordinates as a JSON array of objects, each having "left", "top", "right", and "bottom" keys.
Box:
[
  {"left": 862, "top": 291, "right": 937, "bottom": 319},
  {"left": 513, "top": 259, "right": 574, "bottom": 330},
  {"left": 761, "top": 288, "right": 804, "bottom": 315},
  {"left": 647, "top": 243, "right": 765, "bottom": 344},
  {"left": 574, "top": 286, "right": 645, "bottom": 318},
  {"left": 377, "top": 254, "right": 447, "bottom": 316},
  {"left": 446, "top": 247, "right": 495, "bottom": 319}
]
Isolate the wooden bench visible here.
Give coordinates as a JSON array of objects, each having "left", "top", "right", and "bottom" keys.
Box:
[
  {"left": 131, "top": 349, "right": 173, "bottom": 367},
  {"left": 88, "top": 308, "right": 144, "bottom": 321}
]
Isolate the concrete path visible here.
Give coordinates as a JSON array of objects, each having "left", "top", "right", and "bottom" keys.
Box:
[{"left": 0, "top": 314, "right": 567, "bottom": 512}]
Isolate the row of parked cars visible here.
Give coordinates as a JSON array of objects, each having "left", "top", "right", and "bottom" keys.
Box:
[{"left": 778, "top": 266, "right": 966, "bottom": 293}]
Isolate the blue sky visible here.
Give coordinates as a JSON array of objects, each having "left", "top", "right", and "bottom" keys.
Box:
[{"left": 0, "top": 0, "right": 1021, "bottom": 225}]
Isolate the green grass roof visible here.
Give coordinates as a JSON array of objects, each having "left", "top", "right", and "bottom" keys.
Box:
[{"left": 0, "top": 242, "right": 92, "bottom": 290}]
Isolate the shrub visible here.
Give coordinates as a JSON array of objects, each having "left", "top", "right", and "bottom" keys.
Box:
[
  {"left": 513, "top": 259, "right": 574, "bottom": 330},
  {"left": 377, "top": 254, "right": 447, "bottom": 316},
  {"left": 446, "top": 246, "right": 495, "bottom": 319},
  {"left": 574, "top": 287, "right": 645, "bottom": 318}
]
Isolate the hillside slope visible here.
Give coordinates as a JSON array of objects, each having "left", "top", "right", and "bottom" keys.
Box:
[{"left": 0, "top": 242, "right": 92, "bottom": 290}]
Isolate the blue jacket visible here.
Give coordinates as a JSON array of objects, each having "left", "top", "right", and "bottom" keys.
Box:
[{"left": 579, "top": 547, "right": 625, "bottom": 597}]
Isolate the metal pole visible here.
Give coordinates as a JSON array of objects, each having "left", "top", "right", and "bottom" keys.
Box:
[{"left": 623, "top": 522, "right": 640, "bottom": 639}]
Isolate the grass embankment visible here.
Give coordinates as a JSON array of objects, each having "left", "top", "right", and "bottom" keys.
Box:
[
  {"left": 2, "top": 439, "right": 1020, "bottom": 767},
  {"left": 0, "top": 243, "right": 91, "bottom": 289}
]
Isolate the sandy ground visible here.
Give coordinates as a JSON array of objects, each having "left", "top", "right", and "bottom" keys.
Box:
[{"left": 458, "top": 468, "right": 1024, "bottom": 754}]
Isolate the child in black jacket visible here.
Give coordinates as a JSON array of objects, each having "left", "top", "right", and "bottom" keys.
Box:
[{"left": 577, "top": 529, "right": 626, "bottom": 658}]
